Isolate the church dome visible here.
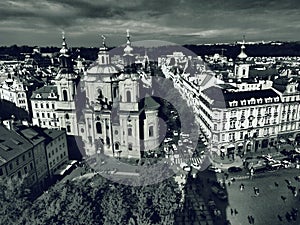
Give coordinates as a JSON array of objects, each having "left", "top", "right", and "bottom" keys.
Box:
[
  {"left": 87, "top": 64, "right": 119, "bottom": 75},
  {"left": 86, "top": 35, "right": 120, "bottom": 76},
  {"left": 237, "top": 51, "right": 247, "bottom": 60}
]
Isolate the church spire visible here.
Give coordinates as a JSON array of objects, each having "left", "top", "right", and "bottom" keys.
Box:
[
  {"left": 60, "top": 31, "right": 69, "bottom": 55},
  {"left": 100, "top": 34, "right": 107, "bottom": 51},
  {"left": 97, "top": 34, "right": 110, "bottom": 65},
  {"left": 58, "top": 31, "right": 72, "bottom": 71},
  {"left": 124, "top": 29, "right": 133, "bottom": 56},
  {"left": 237, "top": 35, "right": 247, "bottom": 60}
]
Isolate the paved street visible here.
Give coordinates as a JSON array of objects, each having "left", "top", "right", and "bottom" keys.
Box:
[
  {"left": 191, "top": 167, "right": 300, "bottom": 225},
  {"left": 224, "top": 168, "right": 300, "bottom": 225}
]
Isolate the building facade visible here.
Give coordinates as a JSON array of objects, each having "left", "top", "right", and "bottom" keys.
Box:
[
  {"left": 161, "top": 42, "right": 300, "bottom": 158},
  {"left": 78, "top": 33, "right": 160, "bottom": 158},
  {"left": 0, "top": 77, "right": 29, "bottom": 111}
]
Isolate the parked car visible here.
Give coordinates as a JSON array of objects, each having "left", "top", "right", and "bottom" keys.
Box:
[
  {"left": 267, "top": 162, "right": 283, "bottom": 170},
  {"left": 228, "top": 166, "right": 242, "bottom": 173},
  {"left": 281, "top": 160, "right": 292, "bottom": 168},
  {"left": 250, "top": 163, "right": 268, "bottom": 174}
]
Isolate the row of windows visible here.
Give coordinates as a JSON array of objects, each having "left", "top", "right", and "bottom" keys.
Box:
[
  {"left": 49, "top": 137, "right": 65, "bottom": 146},
  {"left": 49, "top": 152, "right": 66, "bottom": 167},
  {"left": 35, "top": 102, "right": 55, "bottom": 109},
  {"left": 39, "top": 120, "right": 58, "bottom": 127},
  {"left": 48, "top": 145, "right": 66, "bottom": 158},
  {"left": 37, "top": 112, "right": 56, "bottom": 119},
  {"left": 17, "top": 93, "right": 25, "bottom": 98},
  {"left": 11, "top": 162, "right": 34, "bottom": 178},
  {"left": 8, "top": 152, "right": 32, "bottom": 170}
]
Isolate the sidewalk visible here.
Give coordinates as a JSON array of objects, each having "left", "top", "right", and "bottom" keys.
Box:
[
  {"left": 210, "top": 143, "right": 295, "bottom": 170},
  {"left": 212, "top": 156, "right": 243, "bottom": 170}
]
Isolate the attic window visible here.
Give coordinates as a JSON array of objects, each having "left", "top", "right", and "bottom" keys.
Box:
[
  {"left": 0, "top": 144, "right": 11, "bottom": 151},
  {"left": 11, "top": 139, "right": 21, "bottom": 145},
  {"left": 36, "top": 94, "right": 41, "bottom": 98},
  {"left": 240, "top": 100, "right": 247, "bottom": 106},
  {"left": 49, "top": 92, "right": 56, "bottom": 98}
]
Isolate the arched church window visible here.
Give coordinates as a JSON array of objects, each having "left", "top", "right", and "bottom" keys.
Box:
[
  {"left": 149, "top": 125, "right": 154, "bottom": 137},
  {"left": 98, "top": 89, "right": 103, "bottom": 99},
  {"left": 65, "top": 113, "right": 69, "bottom": 119},
  {"left": 63, "top": 90, "right": 68, "bottom": 101},
  {"left": 128, "top": 128, "right": 132, "bottom": 136},
  {"left": 66, "top": 125, "right": 71, "bottom": 133},
  {"left": 106, "top": 137, "right": 110, "bottom": 145},
  {"left": 126, "top": 90, "right": 131, "bottom": 102},
  {"left": 128, "top": 143, "right": 133, "bottom": 151},
  {"left": 96, "top": 122, "right": 102, "bottom": 134},
  {"left": 115, "top": 142, "right": 119, "bottom": 150},
  {"left": 102, "top": 56, "right": 105, "bottom": 64},
  {"left": 242, "top": 68, "right": 246, "bottom": 76},
  {"left": 113, "top": 87, "right": 118, "bottom": 98}
]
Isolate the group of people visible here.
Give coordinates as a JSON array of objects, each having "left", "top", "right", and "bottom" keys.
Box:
[
  {"left": 247, "top": 215, "right": 255, "bottom": 224},
  {"left": 230, "top": 208, "right": 238, "bottom": 216}
]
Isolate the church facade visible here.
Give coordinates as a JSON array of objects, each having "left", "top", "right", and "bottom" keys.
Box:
[{"left": 31, "top": 32, "right": 160, "bottom": 159}]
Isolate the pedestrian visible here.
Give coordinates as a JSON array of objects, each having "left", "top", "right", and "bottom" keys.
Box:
[
  {"left": 240, "top": 184, "right": 243, "bottom": 191},
  {"left": 225, "top": 172, "right": 229, "bottom": 179},
  {"left": 250, "top": 216, "right": 255, "bottom": 224},
  {"left": 247, "top": 215, "right": 251, "bottom": 224},
  {"left": 278, "top": 215, "right": 282, "bottom": 221},
  {"left": 234, "top": 209, "right": 238, "bottom": 215},
  {"left": 285, "top": 179, "right": 291, "bottom": 185},
  {"left": 253, "top": 187, "right": 257, "bottom": 196},
  {"left": 281, "top": 195, "right": 286, "bottom": 202},
  {"left": 230, "top": 208, "right": 234, "bottom": 216}
]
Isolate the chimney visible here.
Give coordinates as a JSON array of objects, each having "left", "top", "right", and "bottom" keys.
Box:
[{"left": 7, "top": 115, "right": 15, "bottom": 131}]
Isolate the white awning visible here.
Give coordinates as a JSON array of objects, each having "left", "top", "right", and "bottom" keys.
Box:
[
  {"left": 279, "top": 139, "right": 286, "bottom": 144},
  {"left": 227, "top": 144, "right": 235, "bottom": 149},
  {"left": 288, "top": 137, "right": 295, "bottom": 142}
]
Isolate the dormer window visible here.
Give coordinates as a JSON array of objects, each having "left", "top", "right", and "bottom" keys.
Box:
[
  {"left": 49, "top": 92, "right": 56, "bottom": 98},
  {"left": 36, "top": 94, "right": 41, "bottom": 98},
  {"left": 240, "top": 99, "right": 247, "bottom": 106}
]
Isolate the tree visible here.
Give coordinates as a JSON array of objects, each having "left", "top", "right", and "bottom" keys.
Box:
[
  {"left": 0, "top": 177, "right": 31, "bottom": 225},
  {"left": 100, "top": 185, "right": 130, "bottom": 225}
]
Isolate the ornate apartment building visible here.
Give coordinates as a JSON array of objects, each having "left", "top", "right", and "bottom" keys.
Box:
[
  {"left": 161, "top": 42, "right": 300, "bottom": 157},
  {"left": 0, "top": 76, "right": 29, "bottom": 111}
]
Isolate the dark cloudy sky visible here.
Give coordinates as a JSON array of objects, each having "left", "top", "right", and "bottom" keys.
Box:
[{"left": 0, "top": 0, "right": 299, "bottom": 47}]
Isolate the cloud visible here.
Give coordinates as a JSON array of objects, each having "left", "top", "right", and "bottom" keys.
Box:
[{"left": 0, "top": 0, "right": 299, "bottom": 45}]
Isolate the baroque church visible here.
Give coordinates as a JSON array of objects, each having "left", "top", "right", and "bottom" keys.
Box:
[{"left": 31, "top": 31, "right": 160, "bottom": 159}]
